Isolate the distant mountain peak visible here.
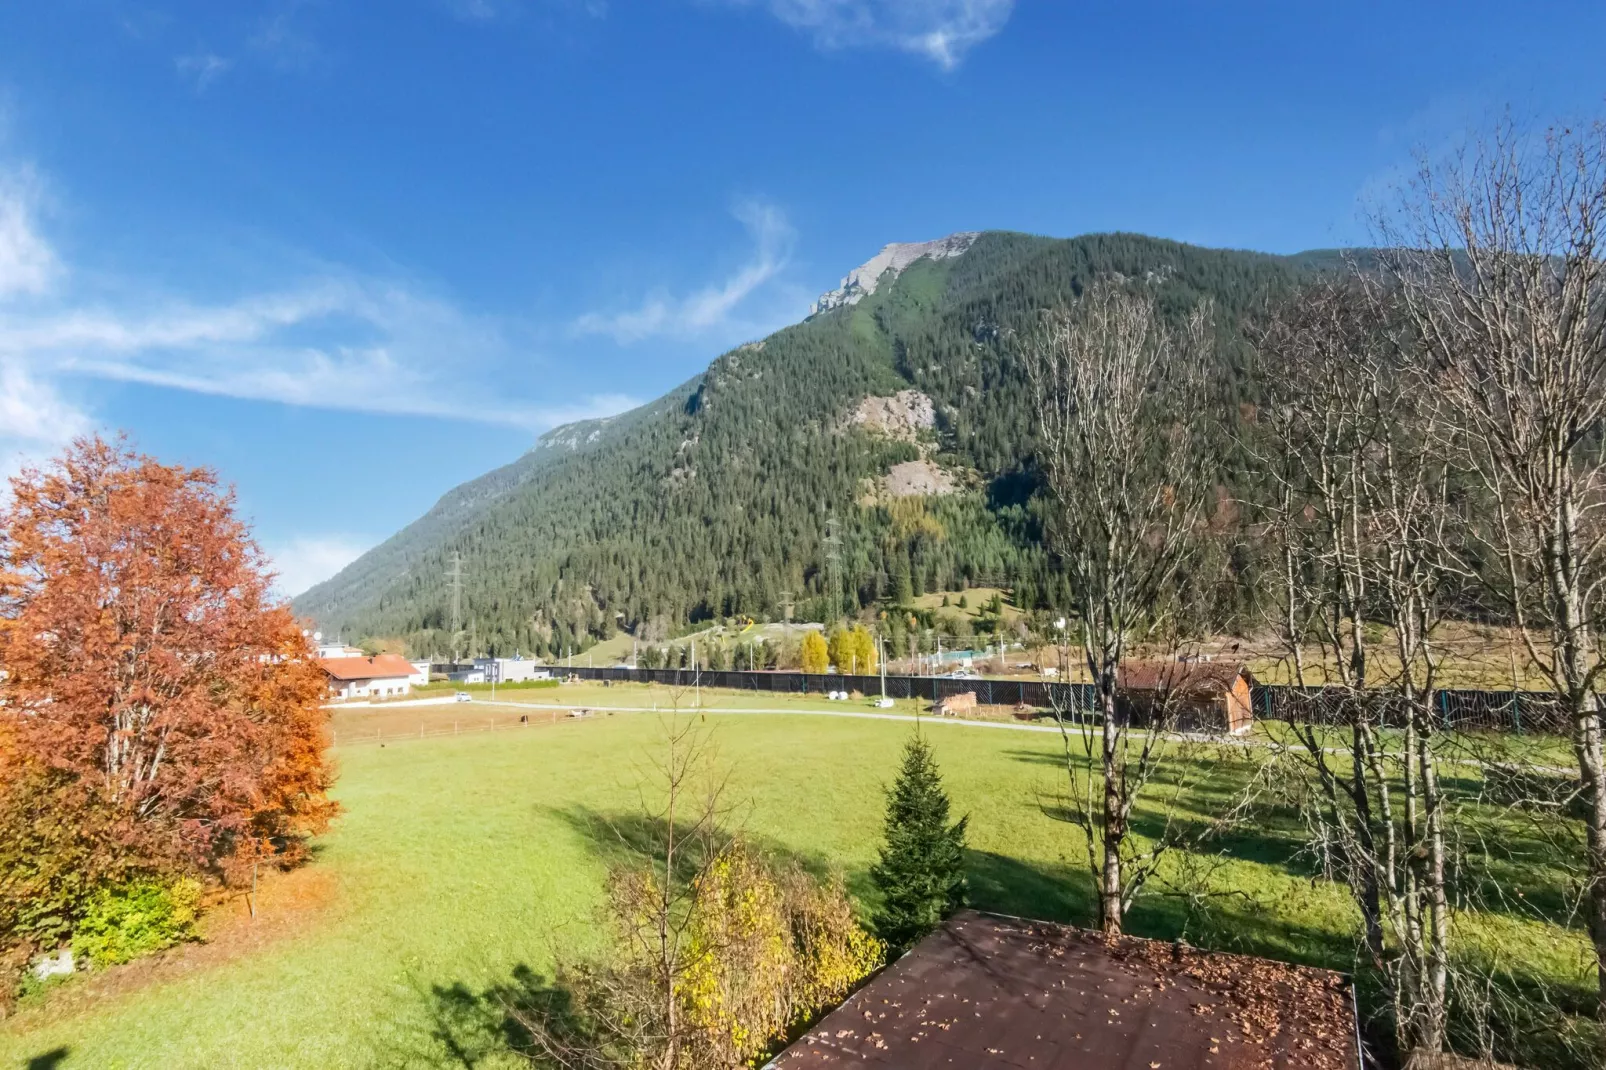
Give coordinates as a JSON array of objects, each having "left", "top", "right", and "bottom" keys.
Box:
[
  {"left": 810, "top": 232, "right": 980, "bottom": 317},
  {"left": 533, "top": 416, "right": 614, "bottom": 453}
]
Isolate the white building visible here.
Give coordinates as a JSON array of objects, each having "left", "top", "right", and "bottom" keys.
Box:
[
  {"left": 407, "top": 659, "right": 432, "bottom": 686},
  {"left": 320, "top": 654, "right": 419, "bottom": 701},
  {"left": 473, "top": 657, "right": 552, "bottom": 683}
]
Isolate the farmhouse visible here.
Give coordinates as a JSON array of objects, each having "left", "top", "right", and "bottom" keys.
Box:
[
  {"left": 1118, "top": 658, "right": 1255, "bottom": 733},
  {"left": 319, "top": 654, "right": 419, "bottom": 701},
  {"left": 768, "top": 911, "right": 1358, "bottom": 1069}
]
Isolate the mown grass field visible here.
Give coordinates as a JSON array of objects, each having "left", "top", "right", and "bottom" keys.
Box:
[{"left": 0, "top": 704, "right": 1593, "bottom": 1068}]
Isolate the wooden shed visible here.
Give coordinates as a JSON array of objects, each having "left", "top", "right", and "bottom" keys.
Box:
[
  {"left": 932, "top": 691, "right": 977, "bottom": 717},
  {"left": 1117, "top": 659, "right": 1255, "bottom": 733}
]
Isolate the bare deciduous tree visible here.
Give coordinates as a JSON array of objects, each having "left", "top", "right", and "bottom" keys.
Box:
[
  {"left": 1253, "top": 279, "right": 1462, "bottom": 1057},
  {"left": 1376, "top": 117, "right": 1606, "bottom": 1026},
  {"left": 1024, "top": 281, "right": 1217, "bottom": 935}
]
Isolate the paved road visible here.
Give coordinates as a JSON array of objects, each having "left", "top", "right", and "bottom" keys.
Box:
[
  {"left": 329, "top": 695, "right": 1072, "bottom": 734},
  {"left": 325, "top": 695, "right": 1576, "bottom": 775}
]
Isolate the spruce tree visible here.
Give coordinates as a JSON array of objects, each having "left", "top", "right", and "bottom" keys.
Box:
[{"left": 870, "top": 732, "right": 969, "bottom": 952}]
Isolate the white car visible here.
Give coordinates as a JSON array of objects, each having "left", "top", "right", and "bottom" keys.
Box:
[{"left": 454, "top": 691, "right": 473, "bottom": 702}]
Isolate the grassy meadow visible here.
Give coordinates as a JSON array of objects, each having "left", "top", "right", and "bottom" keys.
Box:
[{"left": 0, "top": 703, "right": 1594, "bottom": 1068}]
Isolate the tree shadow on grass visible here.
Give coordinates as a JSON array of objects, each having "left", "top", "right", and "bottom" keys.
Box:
[
  {"left": 541, "top": 803, "right": 847, "bottom": 889},
  {"left": 1009, "top": 740, "right": 1592, "bottom": 932},
  {"left": 419, "top": 964, "right": 558, "bottom": 1069},
  {"left": 25, "top": 1048, "right": 70, "bottom": 1070}
]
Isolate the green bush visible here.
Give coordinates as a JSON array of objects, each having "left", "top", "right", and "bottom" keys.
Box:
[{"left": 71, "top": 878, "right": 202, "bottom": 968}]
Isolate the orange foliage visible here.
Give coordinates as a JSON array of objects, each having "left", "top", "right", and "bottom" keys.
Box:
[{"left": 0, "top": 437, "right": 337, "bottom": 893}]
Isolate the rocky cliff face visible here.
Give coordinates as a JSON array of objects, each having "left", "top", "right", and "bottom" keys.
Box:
[{"left": 810, "top": 232, "right": 979, "bottom": 316}]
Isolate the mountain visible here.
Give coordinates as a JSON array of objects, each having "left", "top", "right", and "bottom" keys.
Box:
[{"left": 292, "top": 231, "right": 1323, "bottom": 658}]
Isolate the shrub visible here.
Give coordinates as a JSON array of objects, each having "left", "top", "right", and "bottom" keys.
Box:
[
  {"left": 71, "top": 878, "right": 202, "bottom": 968},
  {"left": 682, "top": 845, "right": 883, "bottom": 1065}
]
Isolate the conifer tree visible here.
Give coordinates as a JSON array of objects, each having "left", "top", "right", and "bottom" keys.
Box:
[{"left": 870, "top": 732, "right": 969, "bottom": 952}]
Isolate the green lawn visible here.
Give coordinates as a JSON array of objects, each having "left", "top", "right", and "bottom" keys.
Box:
[{"left": 0, "top": 712, "right": 1592, "bottom": 1068}]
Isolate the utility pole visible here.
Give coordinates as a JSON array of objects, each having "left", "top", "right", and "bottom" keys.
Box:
[
  {"left": 879, "top": 634, "right": 887, "bottom": 703},
  {"left": 692, "top": 639, "right": 700, "bottom": 708},
  {"left": 445, "top": 552, "right": 464, "bottom": 662},
  {"left": 1055, "top": 617, "right": 1067, "bottom": 680}
]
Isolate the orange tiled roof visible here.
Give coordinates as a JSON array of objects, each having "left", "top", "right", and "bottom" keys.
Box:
[{"left": 319, "top": 654, "right": 418, "bottom": 681}]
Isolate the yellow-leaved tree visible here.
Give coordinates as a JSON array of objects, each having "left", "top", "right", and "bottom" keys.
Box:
[
  {"left": 827, "top": 626, "right": 877, "bottom": 675},
  {"left": 800, "top": 630, "right": 829, "bottom": 674}
]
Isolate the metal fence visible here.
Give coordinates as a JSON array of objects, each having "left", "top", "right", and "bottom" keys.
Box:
[
  {"left": 1254, "top": 685, "right": 1570, "bottom": 734},
  {"left": 559, "top": 665, "right": 1574, "bottom": 734},
  {"left": 563, "top": 665, "right": 1094, "bottom": 711}
]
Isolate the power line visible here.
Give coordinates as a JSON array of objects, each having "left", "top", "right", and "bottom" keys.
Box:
[
  {"left": 445, "top": 551, "right": 464, "bottom": 661},
  {"left": 823, "top": 513, "right": 842, "bottom": 623}
]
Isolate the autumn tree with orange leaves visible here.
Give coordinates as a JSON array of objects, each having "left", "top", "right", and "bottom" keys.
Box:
[{"left": 0, "top": 437, "right": 337, "bottom": 965}]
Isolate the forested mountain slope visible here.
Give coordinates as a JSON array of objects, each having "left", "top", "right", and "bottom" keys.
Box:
[{"left": 293, "top": 231, "right": 1326, "bottom": 657}]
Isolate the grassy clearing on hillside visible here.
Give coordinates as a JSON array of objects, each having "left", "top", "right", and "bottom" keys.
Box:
[
  {"left": 1, "top": 711, "right": 1592, "bottom": 1068},
  {"left": 909, "top": 586, "right": 1021, "bottom": 623}
]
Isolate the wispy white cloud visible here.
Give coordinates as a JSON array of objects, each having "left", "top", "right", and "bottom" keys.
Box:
[
  {"left": 572, "top": 200, "right": 796, "bottom": 344},
  {"left": 2, "top": 280, "right": 636, "bottom": 430},
  {"left": 0, "top": 161, "right": 637, "bottom": 434},
  {"left": 724, "top": 0, "right": 1013, "bottom": 69},
  {"left": 264, "top": 534, "right": 373, "bottom": 598},
  {"left": 445, "top": 0, "right": 500, "bottom": 20},
  {"left": 443, "top": 0, "right": 609, "bottom": 22},
  {"left": 0, "top": 167, "right": 57, "bottom": 298},
  {"left": 175, "top": 50, "right": 232, "bottom": 92},
  {"left": 0, "top": 173, "right": 77, "bottom": 483},
  {"left": 251, "top": 1, "right": 327, "bottom": 73},
  {"left": 0, "top": 358, "right": 93, "bottom": 484}
]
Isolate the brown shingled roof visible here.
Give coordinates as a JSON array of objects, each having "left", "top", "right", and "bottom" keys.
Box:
[
  {"left": 1118, "top": 658, "right": 1251, "bottom": 695},
  {"left": 318, "top": 654, "right": 418, "bottom": 681},
  {"left": 768, "top": 911, "right": 1357, "bottom": 1069}
]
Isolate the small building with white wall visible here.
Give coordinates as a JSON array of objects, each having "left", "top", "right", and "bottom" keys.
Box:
[
  {"left": 473, "top": 657, "right": 553, "bottom": 683},
  {"left": 320, "top": 654, "right": 419, "bottom": 701}
]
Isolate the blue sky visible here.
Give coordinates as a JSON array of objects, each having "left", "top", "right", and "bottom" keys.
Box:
[{"left": 1, "top": 1, "right": 1603, "bottom": 595}]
